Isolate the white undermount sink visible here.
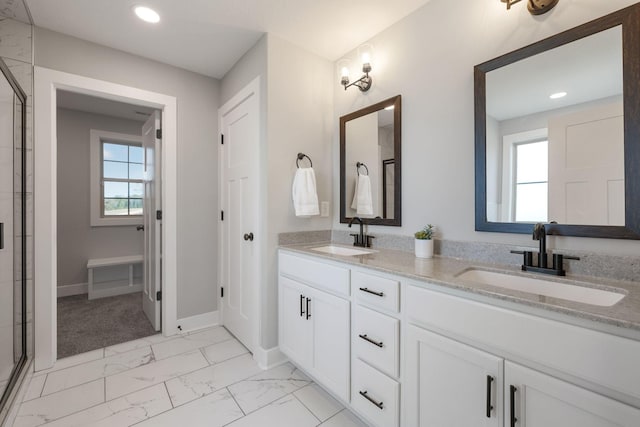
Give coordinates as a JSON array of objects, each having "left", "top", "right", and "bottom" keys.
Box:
[
  {"left": 311, "top": 245, "right": 375, "bottom": 256},
  {"left": 455, "top": 268, "right": 625, "bottom": 307}
]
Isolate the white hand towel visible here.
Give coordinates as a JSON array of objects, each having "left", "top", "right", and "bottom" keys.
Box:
[
  {"left": 355, "top": 175, "right": 374, "bottom": 215},
  {"left": 351, "top": 177, "right": 359, "bottom": 210},
  {"left": 292, "top": 167, "right": 320, "bottom": 216}
]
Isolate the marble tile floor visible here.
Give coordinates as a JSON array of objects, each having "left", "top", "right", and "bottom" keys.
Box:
[{"left": 12, "top": 326, "right": 369, "bottom": 427}]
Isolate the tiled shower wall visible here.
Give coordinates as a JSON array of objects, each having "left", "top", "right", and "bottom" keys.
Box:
[{"left": 0, "top": 15, "right": 33, "bottom": 359}]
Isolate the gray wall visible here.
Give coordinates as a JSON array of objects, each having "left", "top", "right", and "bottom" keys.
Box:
[
  {"left": 35, "top": 27, "right": 221, "bottom": 319},
  {"left": 333, "top": 0, "right": 640, "bottom": 256},
  {"left": 221, "top": 34, "right": 334, "bottom": 349},
  {"left": 56, "top": 108, "right": 145, "bottom": 287}
]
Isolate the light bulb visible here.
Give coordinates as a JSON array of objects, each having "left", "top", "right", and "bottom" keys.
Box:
[
  {"left": 134, "top": 6, "right": 160, "bottom": 23},
  {"left": 361, "top": 52, "right": 371, "bottom": 65},
  {"left": 341, "top": 67, "right": 350, "bottom": 78}
]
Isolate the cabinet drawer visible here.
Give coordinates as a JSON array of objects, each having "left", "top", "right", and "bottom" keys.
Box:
[
  {"left": 351, "top": 358, "right": 399, "bottom": 427},
  {"left": 353, "top": 270, "right": 399, "bottom": 312},
  {"left": 279, "top": 252, "right": 350, "bottom": 297},
  {"left": 353, "top": 305, "right": 399, "bottom": 378}
]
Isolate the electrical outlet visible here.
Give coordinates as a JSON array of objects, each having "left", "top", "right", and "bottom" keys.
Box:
[{"left": 321, "top": 201, "right": 329, "bottom": 217}]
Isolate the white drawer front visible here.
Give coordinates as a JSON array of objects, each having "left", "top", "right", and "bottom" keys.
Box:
[
  {"left": 351, "top": 358, "right": 399, "bottom": 427},
  {"left": 353, "top": 305, "right": 399, "bottom": 378},
  {"left": 279, "top": 252, "right": 350, "bottom": 297},
  {"left": 353, "top": 270, "right": 399, "bottom": 313}
]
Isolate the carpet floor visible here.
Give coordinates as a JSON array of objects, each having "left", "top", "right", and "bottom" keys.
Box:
[{"left": 57, "top": 292, "right": 156, "bottom": 359}]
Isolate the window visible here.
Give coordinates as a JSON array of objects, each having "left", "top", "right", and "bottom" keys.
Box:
[
  {"left": 102, "top": 142, "right": 144, "bottom": 216},
  {"left": 514, "top": 140, "right": 548, "bottom": 222},
  {"left": 501, "top": 128, "right": 548, "bottom": 223},
  {"left": 90, "top": 130, "right": 144, "bottom": 226}
]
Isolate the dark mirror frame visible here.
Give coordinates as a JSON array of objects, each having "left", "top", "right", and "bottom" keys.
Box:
[
  {"left": 340, "top": 95, "right": 402, "bottom": 226},
  {"left": 474, "top": 4, "right": 640, "bottom": 239}
]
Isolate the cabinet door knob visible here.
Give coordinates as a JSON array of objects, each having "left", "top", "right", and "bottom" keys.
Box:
[
  {"left": 486, "top": 375, "right": 494, "bottom": 418},
  {"left": 358, "top": 334, "right": 384, "bottom": 348},
  {"left": 359, "top": 390, "right": 384, "bottom": 410},
  {"left": 510, "top": 385, "right": 518, "bottom": 426},
  {"left": 359, "top": 287, "right": 384, "bottom": 297},
  {"left": 243, "top": 232, "right": 254, "bottom": 241}
]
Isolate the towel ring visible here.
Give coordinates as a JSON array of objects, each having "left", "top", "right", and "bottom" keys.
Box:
[
  {"left": 356, "top": 162, "right": 369, "bottom": 176},
  {"left": 296, "top": 153, "right": 313, "bottom": 168}
]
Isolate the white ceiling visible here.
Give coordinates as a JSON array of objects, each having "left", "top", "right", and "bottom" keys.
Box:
[
  {"left": 57, "top": 90, "right": 157, "bottom": 122},
  {"left": 22, "top": 0, "right": 432, "bottom": 79},
  {"left": 486, "top": 26, "right": 623, "bottom": 121}
]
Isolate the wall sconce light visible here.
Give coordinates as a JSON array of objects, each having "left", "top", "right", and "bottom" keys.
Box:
[
  {"left": 339, "top": 45, "right": 373, "bottom": 92},
  {"left": 501, "top": 0, "right": 559, "bottom": 15}
]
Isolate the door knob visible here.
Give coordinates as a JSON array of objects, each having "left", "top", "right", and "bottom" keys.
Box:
[
  {"left": 243, "top": 232, "right": 254, "bottom": 241},
  {"left": 136, "top": 225, "right": 144, "bottom": 231}
]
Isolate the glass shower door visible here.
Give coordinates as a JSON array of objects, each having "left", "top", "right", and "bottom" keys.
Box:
[{"left": 0, "top": 56, "right": 27, "bottom": 417}]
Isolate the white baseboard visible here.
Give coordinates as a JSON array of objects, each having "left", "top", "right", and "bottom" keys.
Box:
[
  {"left": 57, "top": 283, "right": 88, "bottom": 297},
  {"left": 177, "top": 311, "right": 220, "bottom": 333},
  {"left": 253, "top": 346, "right": 286, "bottom": 370}
]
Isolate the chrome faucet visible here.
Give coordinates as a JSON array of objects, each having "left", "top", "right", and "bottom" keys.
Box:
[
  {"left": 348, "top": 217, "right": 374, "bottom": 248},
  {"left": 510, "top": 222, "right": 580, "bottom": 276}
]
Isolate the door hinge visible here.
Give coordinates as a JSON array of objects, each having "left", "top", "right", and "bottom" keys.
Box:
[
  {"left": 220, "top": 134, "right": 224, "bottom": 145},
  {"left": 221, "top": 287, "right": 224, "bottom": 298},
  {"left": 156, "top": 129, "right": 162, "bottom": 139},
  {"left": 156, "top": 291, "right": 162, "bottom": 301},
  {"left": 156, "top": 210, "right": 162, "bottom": 220},
  {"left": 221, "top": 210, "right": 224, "bottom": 221}
]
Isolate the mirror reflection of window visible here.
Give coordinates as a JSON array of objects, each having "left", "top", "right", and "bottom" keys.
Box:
[{"left": 514, "top": 140, "right": 548, "bottom": 223}]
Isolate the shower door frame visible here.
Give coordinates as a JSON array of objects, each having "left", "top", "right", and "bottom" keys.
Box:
[{"left": 0, "top": 57, "right": 27, "bottom": 420}]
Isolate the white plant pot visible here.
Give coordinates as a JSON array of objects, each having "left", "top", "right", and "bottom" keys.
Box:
[{"left": 415, "top": 239, "right": 434, "bottom": 259}]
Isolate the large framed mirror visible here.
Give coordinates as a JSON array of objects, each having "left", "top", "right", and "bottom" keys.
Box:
[
  {"left": 340, "top": 95, "right": 401, "bottom": 226},
  {"left": 475, "top": 4, "right": 640, "bottom": 239}
]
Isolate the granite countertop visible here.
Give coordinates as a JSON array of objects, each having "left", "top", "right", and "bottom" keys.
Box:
[{"left": 280, "top": 242, "right": 640, "bottom": 333}]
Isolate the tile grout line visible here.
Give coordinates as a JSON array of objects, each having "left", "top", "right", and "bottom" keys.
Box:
[
  {"left": 291, "top": 387, "right": 322, "bottom": 424},
  {"left": 39, "top": 347, "right": 156, "bottom": 397},
  {"left": 163, "top": 381, "right": 175, "bottom": 409},
  {"left": 226, "top": 386, "right": 247, "bottom": 417}
]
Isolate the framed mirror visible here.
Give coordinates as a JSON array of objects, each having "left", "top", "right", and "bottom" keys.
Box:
[
  {"left": 475, "top": 4, "right": 640, "bottom": 239},
  {"left": 340, "top": 95, "right": 401, "bottom": 226}
]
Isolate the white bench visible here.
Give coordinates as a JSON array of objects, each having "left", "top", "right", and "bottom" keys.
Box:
[{"left": 87, "top": 255, "right": 143, "bottom": 300}]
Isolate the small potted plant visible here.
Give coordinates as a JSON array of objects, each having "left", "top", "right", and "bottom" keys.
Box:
[{"left": 414, "top": 224, "right": 435, "bottom": 258}]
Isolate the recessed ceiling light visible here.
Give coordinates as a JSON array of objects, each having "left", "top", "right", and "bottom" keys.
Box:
[
  {"left": 549, "top": 91, "right": 567, "bottom": 99},
  {"left": 134, "top": 6, "right": 160, "bottom": 23}
]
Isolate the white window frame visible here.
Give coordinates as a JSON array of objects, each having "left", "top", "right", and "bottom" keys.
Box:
[
  {"left": 90, "top": 129, "right": 143, "bottom": 226},
  {"left": 500, "top": 128, "right": 548, "bottom": 222}
]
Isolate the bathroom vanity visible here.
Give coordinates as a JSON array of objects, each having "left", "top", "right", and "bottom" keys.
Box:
[{"left": 278, "top": 245, "right": 640, "bottom": 427}]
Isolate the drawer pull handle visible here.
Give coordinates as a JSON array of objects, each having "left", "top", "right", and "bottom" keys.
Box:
[
  {"left": 358, "top": 334, "right": 383, "bottom": 348},
  {"left": 300, "top": 295, "right": 305, "bottom": 317},
  {"left": 486, "top": 375, "right": 494, "bottom": 418},
  {"left": 359, "top": 390, "right": 384, "bottom": 410},
  {"left": 510, "top": 385, "right": 517, "bottom": 426},
  {"left": 359, "top": 287, "right": 384, "bottom": 297}
]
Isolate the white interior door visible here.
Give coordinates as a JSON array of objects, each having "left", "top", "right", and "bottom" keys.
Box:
[
  {"left": 219, "top": 82, "right": 259, "bottom": 352},
  {"left": 548, "top": 102, "right": 624, "bottom": 225},
  {"left": 142, "top": 111, "right": 161, "bottom": 331}
]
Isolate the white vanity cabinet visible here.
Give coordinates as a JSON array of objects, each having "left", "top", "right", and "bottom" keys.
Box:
[
  {"left": 351, "top": 270, "right": 402, "bottom": 427},
  {"left": 278, "top": 252, "right": 351, "bottom": 401},
  {"left": 404, "top": 283, "right": 640, "bottom": 427},
  {"left": 404, "top": 325, "right": 503, "bottom": 427}
]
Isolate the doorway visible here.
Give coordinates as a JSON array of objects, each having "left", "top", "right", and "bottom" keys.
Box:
[
  {"left": 218, "top": 77, "right": 261, "bottom": 354},
  {"left": 34, "top": 67, "right": 178, "bottom": 370},
  {"left": 55, "top": 92, "right": 161, "bottom": 358}
]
